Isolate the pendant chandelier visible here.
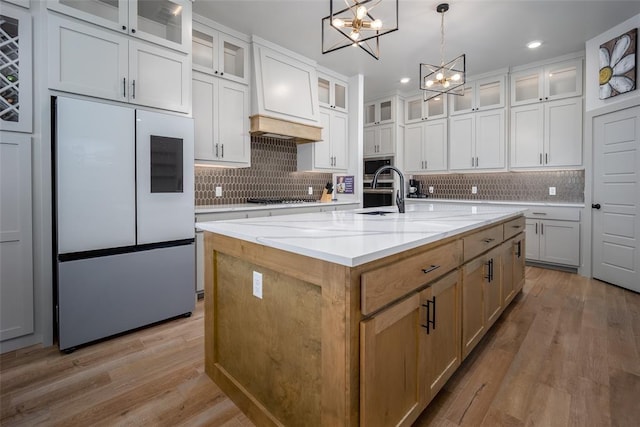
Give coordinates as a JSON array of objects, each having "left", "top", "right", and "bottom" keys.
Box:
[
  {"left": 322, "top": 0, "right": 399, "bottom": 60},
  {"left": 420, "top": 3, "right": 465, "bottom": 101}
]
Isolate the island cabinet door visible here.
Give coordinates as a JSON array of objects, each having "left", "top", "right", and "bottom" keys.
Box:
[
  {"left": 483, "top": 247, "right": 503, "bottom": 330},
  {"left": 421, "top": 270, "right": 462, "bottom": 405},
  {"left": 461, "top": 256, "right": 486, "bottom": 359},
  {"left": 360, "top": 293, "right": 424, "bottom": 427},
  {"left": 501, "top": 233, "right": 526, "bottom": 306}
]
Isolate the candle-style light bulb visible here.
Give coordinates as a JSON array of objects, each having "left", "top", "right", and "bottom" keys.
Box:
[{"left": 332, "top": 18, "right": 345, "bottom": 28}]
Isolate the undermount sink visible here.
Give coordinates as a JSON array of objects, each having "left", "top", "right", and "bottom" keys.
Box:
[{"left": 357, "top": 211, "right": 394, "bottom": 216}]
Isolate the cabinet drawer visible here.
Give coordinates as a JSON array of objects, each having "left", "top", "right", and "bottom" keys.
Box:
[
  {"left": 361, "top": 240, "right": 462, "bottom": 316},
  {"left": 463, "top": 224, "right": 504, "bottom": 262},
  {"left": 503, "top": 216, "right": 525, "bottom": 240}
]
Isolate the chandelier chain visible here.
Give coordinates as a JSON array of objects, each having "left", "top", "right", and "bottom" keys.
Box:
[{"left": 440, "top": 9, "right": 445, "bottom": 67}]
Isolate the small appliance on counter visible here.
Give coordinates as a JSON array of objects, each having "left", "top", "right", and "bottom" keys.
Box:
[{"left": 407, "top": 179, "right": 428, "bottom": 198}]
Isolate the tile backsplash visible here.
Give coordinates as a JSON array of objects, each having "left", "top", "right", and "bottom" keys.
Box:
[
  {"left": 411, "top": 170, "right": 584, "bottom": 203},
  {"left": 196, "top": 137, "right": 585, "bottom": 205},
  {"left": 195, "top": 136, "right": 332, "bottom": 205}
]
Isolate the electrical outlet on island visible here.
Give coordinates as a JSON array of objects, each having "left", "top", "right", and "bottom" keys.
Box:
[
  {"left": 215, "top": 186, "right": 222, "bottom": 197},
  {"left": 308, "top": 186, "right": 313, "bottom": 195},
  {"left": 471, "top": 186, "right": 478, "bottom": 194},
  {"left": 549, "top": 186, "right": 556, "bottom": 196}
]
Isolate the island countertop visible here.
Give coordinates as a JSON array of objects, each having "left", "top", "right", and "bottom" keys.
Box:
[{"left": 196, "top": 202, "right": 527, "bottom": 267}]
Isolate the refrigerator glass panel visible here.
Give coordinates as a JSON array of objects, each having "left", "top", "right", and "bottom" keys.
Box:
[{"left": 150, "top": 135, "right": 183, "bottom": 193}]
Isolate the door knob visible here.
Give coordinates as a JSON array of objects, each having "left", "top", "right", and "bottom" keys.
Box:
[{"left": 592, "top": 203, "right": 601, "bottom": 209}]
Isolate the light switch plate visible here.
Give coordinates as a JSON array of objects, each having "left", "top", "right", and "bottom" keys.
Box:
[
  {"left": 253, "top": 271, "right": 262, "bottom": 299},
  {"left": 215, "top": 186, "right": 222, "bottom": 197},
  {"left": 472, "top": 186, "right": 478, "bottom": 194},
  {"left": 549, "top": 186, "right": 556, "bottom": 196}
]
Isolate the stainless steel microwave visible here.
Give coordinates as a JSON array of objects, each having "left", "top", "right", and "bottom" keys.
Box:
[{"left": 364, "top": 157, "right": 393, "bottom": 179}]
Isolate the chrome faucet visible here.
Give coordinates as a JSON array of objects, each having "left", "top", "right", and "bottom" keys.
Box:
[{"left": 372, "top": 165, "right": 405, "bottom": 213}]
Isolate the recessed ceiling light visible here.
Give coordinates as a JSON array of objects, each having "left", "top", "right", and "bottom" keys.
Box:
[
  {"left": 527, "top": 40, "right": 542, "bottom": 49},
  {"left": 400, "top": 77, "right": 411, "bottom": 84}
]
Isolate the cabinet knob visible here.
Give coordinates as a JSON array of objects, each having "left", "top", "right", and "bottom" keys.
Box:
[
  {"left": 592, "top": 203, "right": 601, "bottom": 210},
  {"left": 131, "top": 28, "right": 136, "bottom": 33},
  {"left": 122, "top": 25, "right": 127, "bottom": 30},
  {"left": 220, "top": 72, "right": 224, "bottom": 75}
]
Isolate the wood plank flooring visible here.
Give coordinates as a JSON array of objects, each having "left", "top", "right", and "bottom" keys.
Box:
[{"left": 1, "top": 267, "right": 639, "bottom": 426}]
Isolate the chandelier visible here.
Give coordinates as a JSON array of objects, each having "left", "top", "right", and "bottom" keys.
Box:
[
  {"left": 420, "top": 3, "right": 465, "bottom": 101},
  {"left": 322, "top": 0, "right": 399, "bottom": 60}
]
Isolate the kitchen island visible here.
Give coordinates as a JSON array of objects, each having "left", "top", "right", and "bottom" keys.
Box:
[{"left": 197, "top": 203, "right": 527, "bottom": 426}]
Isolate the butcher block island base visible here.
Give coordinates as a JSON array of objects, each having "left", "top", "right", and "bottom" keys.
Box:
[{"left": 199, "top": 204, "right": 527, "bottom": 426}]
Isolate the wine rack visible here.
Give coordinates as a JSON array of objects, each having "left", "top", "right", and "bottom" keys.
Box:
[{"left": 0, "top": 15, "right": 20, "bottom": 123}]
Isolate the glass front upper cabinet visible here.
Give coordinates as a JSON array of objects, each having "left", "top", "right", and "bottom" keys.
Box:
[
  {"left": 405, "top": 94, "right": 447, "bottom": 124},
  {"left": 192, "top": 20, "right": 249, "bottom": 85},
  {"left": 450, "top": 75, "right": 505, "bottom": 115},
  {"left": 318, "top": 74, "right": 348, "bottom": 112},
  {"left": 48, "top": 0, "right": 191, "bottom": 52},
  {"left": 510, "top": 58, "right": 583, "bottom": 106}
]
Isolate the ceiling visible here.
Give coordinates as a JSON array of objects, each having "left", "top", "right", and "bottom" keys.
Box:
[{"left": 193, "top": 0, "right": 640, "bottom": 100}]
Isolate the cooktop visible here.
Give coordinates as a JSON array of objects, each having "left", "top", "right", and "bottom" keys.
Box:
[{"left": 247, "top": 197, "right": 318, "bottom": 205}]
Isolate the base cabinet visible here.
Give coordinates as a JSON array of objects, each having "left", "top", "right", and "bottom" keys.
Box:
[
  {"left": 501, "top": 233, "right": 526, "bottom": 306},
  {"left": 526, "top": 219, "right": 579, "bottom": 266},
  {"left": 360, "top": 293, "right": 423, "bottom": 427},
  {"left": 360, "top": 270, "right": 461, "bottom": 427}
]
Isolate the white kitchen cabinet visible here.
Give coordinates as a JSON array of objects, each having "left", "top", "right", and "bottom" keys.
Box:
[
  {"left": 510, "top": 97, "right": 582, "bottom": 168},
  {"left": 298, "top": 107, "right": 348, "bottom": 171},
  {"left": 318, "top": 71, "right": 348, "bottom": 113},
  {"left": 192, "top": 17, "right": 249, "bottom": 85},
  {"left": 1, "top": 133, "right": 33, "bottom": 342},
  {"left": 525, "top": 208, "right": 580, "bottom": 267},
  {"left": 364, "top": 123, "right": 394, "bottom": 157},
  {"left": 405, "top": 94, "right": 447, "bottom": 124},
  {"left": 364, "top": 97, "right": 395, "bottom": 126},
  {"left": 0, "top": 2, "right": 32, "bottom": 133},
  {"left": 510, "top": 58, "right": 582, "bottom": 107},
  {"left": 449, "top": 109, "right": 505, "bottom": 170},
  {"left": 450, "top": 74, "right": 505, "bottom": 116},
  {"left": 404, "top": 118, "right": 447, "bottom": 173},
  {"left": 47, "top": 0, "right": 192, "bottom": 53},
  {"left": 193, "top": 71, "right": 250, "bottom": 167},
  {"left": 48, "top": 14, "right": 190, "bottom": 113}
]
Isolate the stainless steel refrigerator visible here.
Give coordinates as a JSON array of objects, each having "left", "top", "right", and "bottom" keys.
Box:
[{"left": 53, "top": 96, "right": 195, "bottom": 352}]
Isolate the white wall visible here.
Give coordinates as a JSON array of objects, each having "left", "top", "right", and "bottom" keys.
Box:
[{"left": 585, "top": 13, "right": 640, "bottom": 112}]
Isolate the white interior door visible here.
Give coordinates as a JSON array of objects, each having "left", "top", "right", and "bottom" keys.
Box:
[{"left": 592, "top": 105, "right": 640, "bottom": 292}]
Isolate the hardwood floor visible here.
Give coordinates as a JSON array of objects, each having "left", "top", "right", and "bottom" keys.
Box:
[{"left": 1, "top": 267, "right": 639, "bottom": 426}]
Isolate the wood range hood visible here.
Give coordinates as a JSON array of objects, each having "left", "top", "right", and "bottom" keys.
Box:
[
  {"left": 249, "top": 114, "right": 322, "bottom": 144},
  {"left": 250, "top": 36, "right": 324, "bottom": 145}
]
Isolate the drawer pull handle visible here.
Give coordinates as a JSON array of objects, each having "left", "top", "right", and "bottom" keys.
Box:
[
  {"left": 421, "top": 265, "right": 440, "bottom": 274},
  {"left": 421, "top": 296, "right": 436, "bottom": 334},
  {"left": 482, "top": 238, "right": 495, "bottom": 244},
  {"left": 512, "top": 225, "right": 521, "bottom": 228},
  {"left": 531, "top": 212, "right": 547, "bottom": 216}
]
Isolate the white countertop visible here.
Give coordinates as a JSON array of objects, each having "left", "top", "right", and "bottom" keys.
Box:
[
  {"left": 195, "top": 200, "right": 359, "bottom": 214},
  {"left": 405, "top": 198, "right": 585, "bottom": 208},
  {"left": 197, "top": 203, "right": 527, "bottom": 267}
]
